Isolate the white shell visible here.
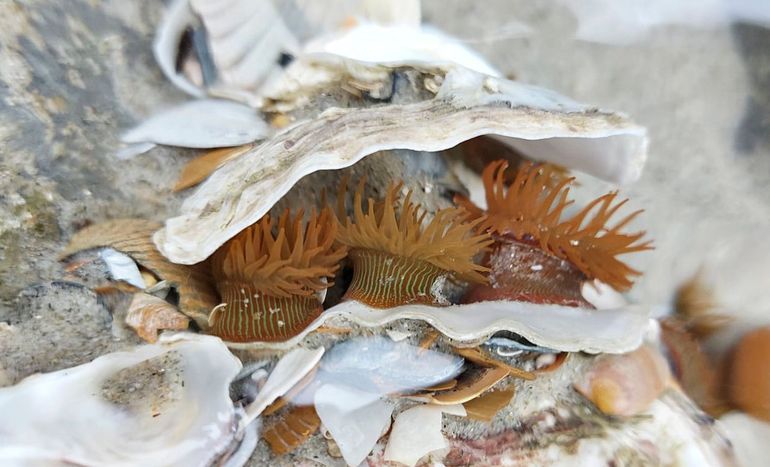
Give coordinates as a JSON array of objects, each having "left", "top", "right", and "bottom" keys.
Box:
[
  {"left": 0, "top": 334, "right": 243, "bottom": 466},
  {"left": 314, "top": 383, "right": 394, "bottom": 467},
  {"left": 317, "top": 336, "right": 464, "bottom": 394},
  {"left": 153, "top": 0, "right": 206, "bottom": 98},
  {"left": 304, "top": 23, "right": 501, "bottom": 77},
  {"left": 240, "top": 346, "right": 324, "bottom": 428},
  {"left": 718, "top": 412, "right": 770, "bottom": 467},
  {"left": 155, "top": 0, "right": 424, "bottom": 102},
  {"left": 99, "top": 248, "right": 145, "bottom": 289},
  {"left": 581, "top": 279, "right": 629, "bottom": 310},
  {"left": 224, "top": 299, "right": 650, "bottom": 354},
  {"left": 121, "top": 99, "right": 268, "bottom": 149},
  {"left": 384, "top": 404, "right": 466, "bottom": 467},
  {"left": 156, "top": 60, "right": 647, "bottom": 264}
]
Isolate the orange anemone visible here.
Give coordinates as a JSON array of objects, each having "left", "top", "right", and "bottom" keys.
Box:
[
  {"left": 209, "top": 207, "right": 347, "bottom": 342},
  {"left": 334, "top": 179, "right": 492, "bottom": 307},
  {"left": 456, "top": 160, "right": 652, "bottom": 293}
]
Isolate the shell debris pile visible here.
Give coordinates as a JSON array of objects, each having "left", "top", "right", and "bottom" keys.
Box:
[{"left": 0, "top": 1, "right": 743, "bottom": 466}]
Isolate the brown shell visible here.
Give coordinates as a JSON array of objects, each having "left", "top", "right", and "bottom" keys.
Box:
[
  {"left": 429, "top": 367, "right": 509, "bottom": 405},
  {"left": 453, "top": 346, "right": 535, "bottom": 381},
  {"left": 726, "top": 326, "right": 770, "bottom": 422},
  {"left": 60, "top": 219, "right": 218, "bottom": 328},
  {"left": 174, "top": 144, "right": 254, "bottom": 192},
  {"left": 574, "top": 344, "right": 670, "bottom": 416},
  {"left": 463, "top": 388, "right": 516, "bottom": 422},
  {"left": 125, "top": 292, "right": 190, "bottom": 343},
  {"left": 263, "top": 405, "right": 321, "bottom": 456},
  {"left": 660, "top": 318, "right": 726, "bottom": 416}
]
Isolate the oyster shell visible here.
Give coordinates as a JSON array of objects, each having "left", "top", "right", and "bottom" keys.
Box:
[
  {"left": 156, "top": 58, "right": 647, "bottom": 264},
  {"left": 224, "top": 299, "right": 650, "bottom": 354},
  {"left": 0, "top": 334, "right": 246, "bottom": 466}
]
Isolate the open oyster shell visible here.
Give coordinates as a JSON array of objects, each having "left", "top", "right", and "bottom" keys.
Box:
[
  {"left": 0, "top": 334, "right": 245, "bottom": 466},
  {"left": 156, "top": 58, "right": 647, "bottom": 264}
]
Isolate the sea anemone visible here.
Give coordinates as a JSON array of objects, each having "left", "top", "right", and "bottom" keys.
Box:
[
  {"left": 209, "top": 207, "right": 347, "bottom": 342},
  {"left": 456, "top": 160, "right": 652, "bottom": 306},
  {"left": 334, "top": 179, "right": 492, "bottom": 308}
]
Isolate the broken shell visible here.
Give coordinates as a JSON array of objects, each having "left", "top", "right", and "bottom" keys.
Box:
[
  {"left": 314, "top": 383, "right": 394, "bottom": 467},
  {"left": 484, "top": 335, "right": 559, "bottom": 354},
  {"left": 659, "top": 318, "right": 725, "bottom": 416},
  {"left": 153, "top": 0, "right": 207, "bottom": 97},
  {"left": 574, "top": 344, "right": 671, "bottom": 416},
  {"left": 262, "top": 405, "right": 320, "bottom": 456},
  {"left": 121, "top": 99, "right": 269, "bottom": 149},
  {"left": 174, "top": 144, "right": 254, "bottom": 191},
  {"left": 0, "top": 334, "right": 245, "bottom": 466},
  {"left": 99, "top": 248, "right": 146, "bottom": 289},
  {"left": 718, "top": 412, "right": 770, "bottom": 467},
  {"left": 317, "top": 335, "right": 465, "bottom": 395},
  {"left": 189, "top": 0, "right": 299, "bottom": 98},
  {"left": 384, "top": 404, "right": 466, "bottom": 467},
  {"left": 223, "top": 299, "right": 650, "bottom": 354},
  {"left": 428, "top": 367, "right": 509, "bottom": 405},
  {"left": 424, "top": 379, "right": 458, "bottom": 392},
  {"left": 463, "top": 388, "right": 516, "bottom": 422},
  {"left": 61, "top": 219, "right": 218, "bottom": 328},
  {"left": 582, "top": 279, "right": 629, "bottom": 310},
  {"left": 155, "top": 60, "right": 647, "bottom": 264},
  {"left": 241, "top": 346, "right": 324, "bottom": 428},
  {"left": 305, "top": 23, "right": 500, "bottom": 77},
  {"left": 452, "top": 345, "right": 535, "bottom": 380},
  {"left": 726, "top": 326, "right": 770, "bottom": 422},
  {"left": 125, "top": 292, "right": 190, "bottom": 343}
]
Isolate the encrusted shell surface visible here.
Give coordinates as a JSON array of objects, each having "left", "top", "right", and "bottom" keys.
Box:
[
  {"left": 156, "top": 59, "right": 647, "bottom": 264},
  {"left": 0, "top": 334, "right": 244, "bottom": 466},
  {"left": 223, "top": 299, "right": 650, "bottom": 354}
]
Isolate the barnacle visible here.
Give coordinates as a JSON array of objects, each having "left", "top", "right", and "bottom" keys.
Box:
[
  {"left": 335, "top": 179, "right": 492, "bottom": 308},
  {"left": 209, "top": 208, "right": 347, "bottom": 342},
  {"left": 457, "top": 160, "right": 652, "bottom": 295}
]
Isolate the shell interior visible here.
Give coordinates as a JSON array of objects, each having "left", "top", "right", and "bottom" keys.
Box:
[{"left": 0, "top": 334, "right": 242, "bottom": 467}]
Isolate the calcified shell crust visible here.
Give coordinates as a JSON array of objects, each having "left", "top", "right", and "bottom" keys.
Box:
[
  {"left": 458, "top": 160, "right": 652, "bottom": 291},
  {"left": 0, "top": 334, "right": 243, "bottom": 466},
  {"left": 222, "top": 299, "right": 650, "bottom": 354},
  {"left": 155, "top": 58, "right": 647, "bottom": 264}
]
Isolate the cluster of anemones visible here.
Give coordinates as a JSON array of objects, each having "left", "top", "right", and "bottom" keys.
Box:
[{"left": 207, "top": 160, "right": 652, "bottom": 342}]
